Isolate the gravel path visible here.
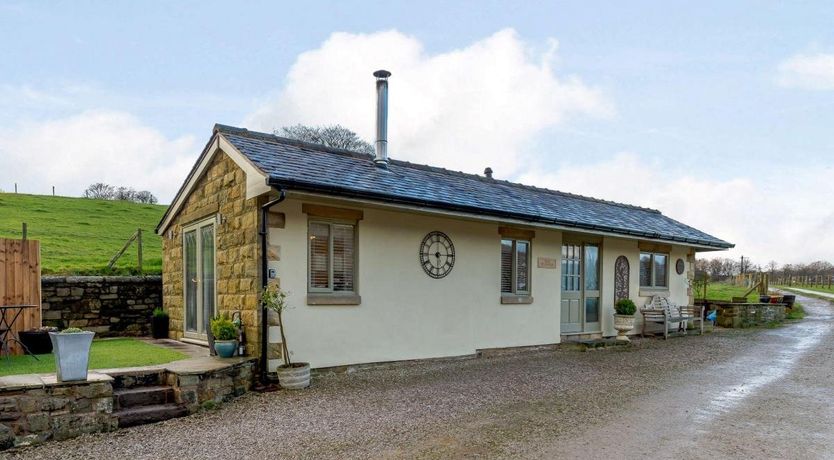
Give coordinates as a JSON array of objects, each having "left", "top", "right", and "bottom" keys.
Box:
[{"left": 6, "top": 294, "right": 833, "bottom": 459}]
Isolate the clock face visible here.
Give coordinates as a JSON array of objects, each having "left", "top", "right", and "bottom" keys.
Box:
[{"left": 419, "top": 231, "right": 455, "bottom": 279}]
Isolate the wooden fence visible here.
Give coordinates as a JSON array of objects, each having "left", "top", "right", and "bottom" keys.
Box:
[{"left": 0, "top": 238, "right": 41, "bottom": 355}]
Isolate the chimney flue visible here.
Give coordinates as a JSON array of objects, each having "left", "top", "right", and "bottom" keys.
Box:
[
  {"left": 373, "top": 70, "right": 391, "bottom": 167},
  {"left": 484, "top": 167, "right": 493, "bottom": 179}
]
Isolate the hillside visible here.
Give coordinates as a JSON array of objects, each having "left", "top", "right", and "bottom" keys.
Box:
[{"left": 0, "top": 193, "right": 167, "bottom": 275}]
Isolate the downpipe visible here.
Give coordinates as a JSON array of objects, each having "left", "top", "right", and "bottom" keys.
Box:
[{"left": 259, "top": 188, "right": 286, "bottom": 385}]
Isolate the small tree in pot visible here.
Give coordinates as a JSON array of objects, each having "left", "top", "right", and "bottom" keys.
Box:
[
  {"left": 613, "top": 298, "right": 637, "bottom": 342},
  {"left": 49, "top": 327, "right": 95, "bottom": 382},
  {"left": 261, "top": 284, "right": 310, "bottom": 389},
  {"left": 211, "top": 315, "right": 238, "bottom": 358}
]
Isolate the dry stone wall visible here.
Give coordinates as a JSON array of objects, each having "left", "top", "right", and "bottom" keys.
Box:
[{"left": 41, "top": 276, "right": 161, "bottom": 336}]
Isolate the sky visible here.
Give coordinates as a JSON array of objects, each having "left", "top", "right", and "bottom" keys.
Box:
[{"left": 1, "top": 1, "right": 833, "bottom": 266}]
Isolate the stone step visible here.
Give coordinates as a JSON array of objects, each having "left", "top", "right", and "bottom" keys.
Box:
[
  {"left": 114, "top": 386, "right": 175, "bottom": 409},
  {"left": 115, "top": 403, "right": 188, "bottom": 428},
  {"left": 109, "top": 370, "right": 165, "bottom": 390},
  {"left": 576, "top": 338, "right": 630, "bottom": 350}
]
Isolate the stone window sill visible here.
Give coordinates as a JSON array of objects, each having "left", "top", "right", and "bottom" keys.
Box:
[
  {"left": 306, "top": 294, "right": 361, "bottom": 306},
  {"left": 501, "top": 295, "right": 534, "bottom": 305}
]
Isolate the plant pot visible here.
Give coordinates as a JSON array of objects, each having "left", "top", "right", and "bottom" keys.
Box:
[
  {"left": 613, "top": 314, "right": 635, "bottom": 342},
  {"left": 759, "top": 295, "right": 771, "bottom": 303},
  {"left": 151, "top": 315, "right": 169, "bottom": 339},
  {"left": 49, "top": 331, "right": 95, "bottom": 382},
  {"left": 214, "top": 340, "right": 237, "bottom": 358},
  {"left": 276, "top": 362, "right": 311, "bottom": 390},
  {"left": 19, "top": 330, "right": 53, "bottom": 355}
]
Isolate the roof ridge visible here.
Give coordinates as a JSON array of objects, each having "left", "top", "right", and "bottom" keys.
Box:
[{"left": 215, "top": 123, "right": 661, "bottom": 215}]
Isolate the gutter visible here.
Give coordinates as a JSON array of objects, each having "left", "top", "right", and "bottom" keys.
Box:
[
  {"left": 258, "top": 187, "right": 286, "bottom": 384},
  {"left": 266, "top": 177, "right": 734, "bottom": 250}
]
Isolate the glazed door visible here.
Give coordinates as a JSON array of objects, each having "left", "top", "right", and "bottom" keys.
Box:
[
  {"left": 183, "top": 218, "right": 216, "bottom": 340},
  {"left": 560, "top": 242, "right": 601, "bottom": 334}
]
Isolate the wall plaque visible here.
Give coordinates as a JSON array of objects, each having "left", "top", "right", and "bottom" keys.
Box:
[{"left": 537, "top": 257, "right": 557, "bottom": 269}]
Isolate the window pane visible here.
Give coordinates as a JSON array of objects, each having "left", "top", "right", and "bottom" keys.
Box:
[
  {"left": 639, "top": 253, "right": 652, "bottom": 287},
  {"left": 584, "top": 245, "right": 599, "bottom": 290},
  {"left": 561, "top": 259, "right": 567, "bottom": 291},
  {"left": 585, "top": 297, "right": 599, "bottom": 323},
  {"left": 184, "top": 231, "right": 197, "bottom": 332},
  {"left": 200, "top": 225, "right": 215, "bottom": 332},
  {"left": 332, "top": 224, "right": 355, "bottom": 292},
  {"left": 654, "top": 254, "right": 668, "bottom": 287},
  {"left": 516, "top": 241, "right": 529, "bottom": 293},
  {"left": 309, "top": 223, "right": 330, "bottom": 289},
  {"left": 501, "top": 240, "right": 513, "bottom": 293}
]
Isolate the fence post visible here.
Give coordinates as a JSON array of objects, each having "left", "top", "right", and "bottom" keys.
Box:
[
  {"left": 137, "top": 228, "right": 143, "bottom": 275},
  {"left": 21, "top": 222, "right": 27, "bottom": 240}
]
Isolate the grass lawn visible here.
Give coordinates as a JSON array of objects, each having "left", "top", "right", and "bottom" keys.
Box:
[
  {"left": 775, "top": 285, "right": 834, "bottom": 296},
  {"left": 0, "top": 338, "right": 187, "bottom": 377},
  {"left": 696, "top": 282, "right": 759, "bottom": 302},
  {"left": 0, "top": 193, "right": 166, "bottom": 275}
]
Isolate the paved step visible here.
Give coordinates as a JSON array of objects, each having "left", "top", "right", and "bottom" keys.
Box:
[
  {"left": 115, "top": 404, "right": 189, "bottom": 428},
  {"left": 576, "top": 338, "right": 630, "bottom": 350},
  {"left": 109, "top": 370, "right": 165, "bottom": 390},
  {"left": 114, "top": 386, "right": 175, "bottom": 409}
]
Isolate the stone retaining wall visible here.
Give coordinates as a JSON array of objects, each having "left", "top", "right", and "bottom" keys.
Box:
[
  {"left": 42, "top": 276, "right": 162, "bottom": 336},
  {"left": 712, "top": 302, "right": 786, "bottom": 328}
]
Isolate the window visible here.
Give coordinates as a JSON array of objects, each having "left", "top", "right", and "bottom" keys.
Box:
[
  {"left": 308, "top": 221, "right": 356, "bottom": 294},
  {"left": 640, "top": 252, "right": 668, "bottom": 288},
  {"left": 501, "top": 239, "right": 531, "bottom": 295}
]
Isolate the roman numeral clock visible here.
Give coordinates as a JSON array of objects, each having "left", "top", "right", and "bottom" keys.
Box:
[{"left": 419, "top": 231, "right": 455, "bottom": 279}]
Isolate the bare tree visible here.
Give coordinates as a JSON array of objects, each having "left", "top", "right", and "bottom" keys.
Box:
[
  {"left": 83, "top": 183, "right": 116, "bottom": 200},
  {"left": 134, "top": 190, "right": 158, "bottom": 204},
  {"left": 277, "top": 124, "right": 374, "bottom": 154},
  {"left": 114, "top": 187, "right": 137, "bottom": 201}
]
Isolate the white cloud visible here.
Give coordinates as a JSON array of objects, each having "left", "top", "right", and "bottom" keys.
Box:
[
  {"left": 0, "top": 110, "right": 197, "bottom": 203},
  {"left": 519, "top": 153, "right": 834, "bottom": 265},
  {"left": 777, "top": 53, "right": 834, "bottom": 90},
  {"left": 245, "top": 28, "right": 612, "bottom": 176}
]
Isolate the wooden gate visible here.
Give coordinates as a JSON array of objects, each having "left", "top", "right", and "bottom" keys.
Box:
[{"left": 0, "top": 238, "right": 41, "bottom": 355}]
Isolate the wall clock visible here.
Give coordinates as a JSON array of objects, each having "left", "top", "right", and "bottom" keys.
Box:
[{"left": 419, "top": 231, "right": 455, "bottom": 279}]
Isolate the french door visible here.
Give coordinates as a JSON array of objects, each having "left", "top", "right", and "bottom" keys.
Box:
[
  {"left": 183, "top": 217, "right": 216, "bottom": 340},
  {"left": 560, "top": 242, "right": 600, "bottom": 334}
]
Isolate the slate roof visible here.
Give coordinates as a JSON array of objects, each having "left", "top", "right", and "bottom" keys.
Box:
[{"left": 216, "top": 124, "right": 732, "bottom": 249}]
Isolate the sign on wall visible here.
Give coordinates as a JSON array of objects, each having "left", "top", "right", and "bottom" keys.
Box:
[{"left": 537, "top": 257, "right": 558, "bottom": 269}]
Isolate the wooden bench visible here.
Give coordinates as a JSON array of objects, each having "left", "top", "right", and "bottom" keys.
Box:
[{"left": 640, "top": 295, "right": 704, "bottom": 340}]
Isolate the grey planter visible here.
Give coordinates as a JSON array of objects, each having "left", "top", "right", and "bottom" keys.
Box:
[
  {"left": 49, "top": 331, "right": 95, "bottom": 382},
  {"left": 276, "top": 362, "right": 311, "bottom": 390}
]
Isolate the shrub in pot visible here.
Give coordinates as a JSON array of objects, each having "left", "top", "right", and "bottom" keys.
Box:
[
  {"left": 261, "top": 284, "right": 310, "bottom": 389},
  {"left": 20, "top": 326, "right": 58, "bottom": 355},
  {"left": 210, "top": 315, "right": 238, "bottom": 358},
  {"left": 49, "top": 327, "right": 95, "bottom": 382},
  {"left": 150, "top": 307, "right": 170, "bottom": 339},
  {"left": 613, "top": 298, "right": 637, "bottom": 342}
]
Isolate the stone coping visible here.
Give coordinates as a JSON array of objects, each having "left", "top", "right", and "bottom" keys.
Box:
[
  {"left": 0, "top": 372, "right": 112, "bottom": 392},
  {"left": 42, "top": 275, "right": 162, "bottom": 283}
]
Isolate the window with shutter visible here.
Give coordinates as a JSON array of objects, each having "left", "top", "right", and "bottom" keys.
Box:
[
  {"left": 308, "top": 221, "right": 357, "bottom": 294},
  {"left": 500, "top": 238, "right": 531, "bottom": 297}
]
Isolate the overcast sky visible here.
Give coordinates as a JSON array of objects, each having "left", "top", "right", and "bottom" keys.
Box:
[{"left": 1, "top": 1, "right": 832, "bottom": 265}]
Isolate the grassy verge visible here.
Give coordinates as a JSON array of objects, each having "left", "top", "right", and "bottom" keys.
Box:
[
  {"left": 786, "top": 301, "right": 805, "bottom": 320},
  {"left": 696, "top": 282, "right": 758, "bottom": 302},
  {"left": 774, "top": 285, "right": 834, "bottom": 296},
  {"left": 0, "top": 193, "right": 166, "bottom": 275},
  {"left": 0, "top": 338, "right": 187, "bottom": 377}
]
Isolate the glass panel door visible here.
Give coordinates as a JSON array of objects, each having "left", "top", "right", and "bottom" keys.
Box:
[
  {"left": 584, "top": 244, "right": 600, "bottom": 332},
  {"left": 183, "top": 218, "right": 216, "bottom": 340},
  {"left": 561, "top": 242, "right": 601, "bottom": 334}
]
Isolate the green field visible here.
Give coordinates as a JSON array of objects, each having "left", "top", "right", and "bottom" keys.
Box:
[
  {"left": 0, "top": 193, "right": 166, "bottom": 275},
  {"left": 0, "top": 338, "right": 188, "bottom": 377},
  {"left": 696, "top": 282, "right": 759, "bottom": 302}
]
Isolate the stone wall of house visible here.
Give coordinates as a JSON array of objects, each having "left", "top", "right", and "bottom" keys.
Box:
[
  {"left": 713, "top": 302, "right": 786, "bottom": 328},
  {"left": 0, "top": 373, "right": 117, "bottom": 448},
  {"left": 161, "top": 150, "right": 262, "bottom": 355},
  {"left": 41, "top": 276, "right": 162, "bottom": 336}
]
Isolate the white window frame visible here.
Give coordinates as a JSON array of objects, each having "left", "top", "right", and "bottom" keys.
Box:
[
  {"left": 307, "top": 219, "right": 358, "bottom": 295},
  {"left": 501, "top": 238, "right": 532, "bottom": 296},
  {"left": 182, "top": 216, "right": 217, "bottom": 341},
  {"left": 640, "top": 251, "right": 669, "bottom": 289}
]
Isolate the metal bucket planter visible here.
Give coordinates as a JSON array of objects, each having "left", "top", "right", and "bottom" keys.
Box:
[
  {"left": 49, "top": 331, "right": 95, "bottom": 382},
  {"left": 276, "top": 362, "right": 311, "bottom": 390},
  {"left": 613, "top": 314, "right": 635, "bottom": 341}
]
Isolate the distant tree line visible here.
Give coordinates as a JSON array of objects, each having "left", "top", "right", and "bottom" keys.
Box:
[
  {"left": 83, "top": 183, "right": 158, "bottom": 204},
  {"left": 696, "top": 256, "right": 834, "bottom": 281},
  {"left": 276, "top": 124, "right": 374, "bottom": 154}
]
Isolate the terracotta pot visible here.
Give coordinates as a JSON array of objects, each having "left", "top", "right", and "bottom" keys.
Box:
[
  {"left": 276, "top": 362, "right": 311, "bottom": 390},
  {"left": 613, "top": 314, "right": 635, "bottom": 342}
]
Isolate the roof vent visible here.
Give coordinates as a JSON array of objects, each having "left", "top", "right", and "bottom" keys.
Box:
[
  {"left": 484, "top": 167, "right": 493, "bottom": 179},
  {"left": 373, "top": 70, "right": 391, "bottom": 167}
]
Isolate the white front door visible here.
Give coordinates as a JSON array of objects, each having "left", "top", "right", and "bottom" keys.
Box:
[{"left": 183, "top": 217, "right": 216, "bottom": 340}]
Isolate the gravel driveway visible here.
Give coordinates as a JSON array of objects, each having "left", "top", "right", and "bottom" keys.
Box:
[{"left": 6, "top": 292, "right": 834, "bottom": 459}]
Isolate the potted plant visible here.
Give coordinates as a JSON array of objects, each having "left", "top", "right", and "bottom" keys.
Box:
[
  {"left": 261, "top": 284, "right": 310, "bottom": 389},
  {"left": 210, "top": 315, "right": 238, "bottom": 358},
  {"left": 150, "top": 307, "right": 170, "bottom": 339},
  {"left": 20, "top": 326, "right": 58, "bottom": 355},
  {"left": 613, "top": 298, "right": 637, "bottom": 342},
  {"left": 49, "top": 327, "right": 95, "bottom": 382}
]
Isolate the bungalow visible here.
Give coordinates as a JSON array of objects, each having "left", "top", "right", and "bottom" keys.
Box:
[{"left": 156, "top": 70, "right": 733, "bottom": 374}]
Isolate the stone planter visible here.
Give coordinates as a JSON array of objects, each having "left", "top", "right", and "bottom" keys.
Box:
[
  {"left": 613, "top": 314, "right": 635, "bottom": 341},
  {"left": 214, "top": 340, "right": 237, "bottom": 358},
  {"left": 49, "top": 331, "right": 95, "bottom": 382},
  {"left": 276, "top": 362, "right": 311, "bottom": 390}
]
